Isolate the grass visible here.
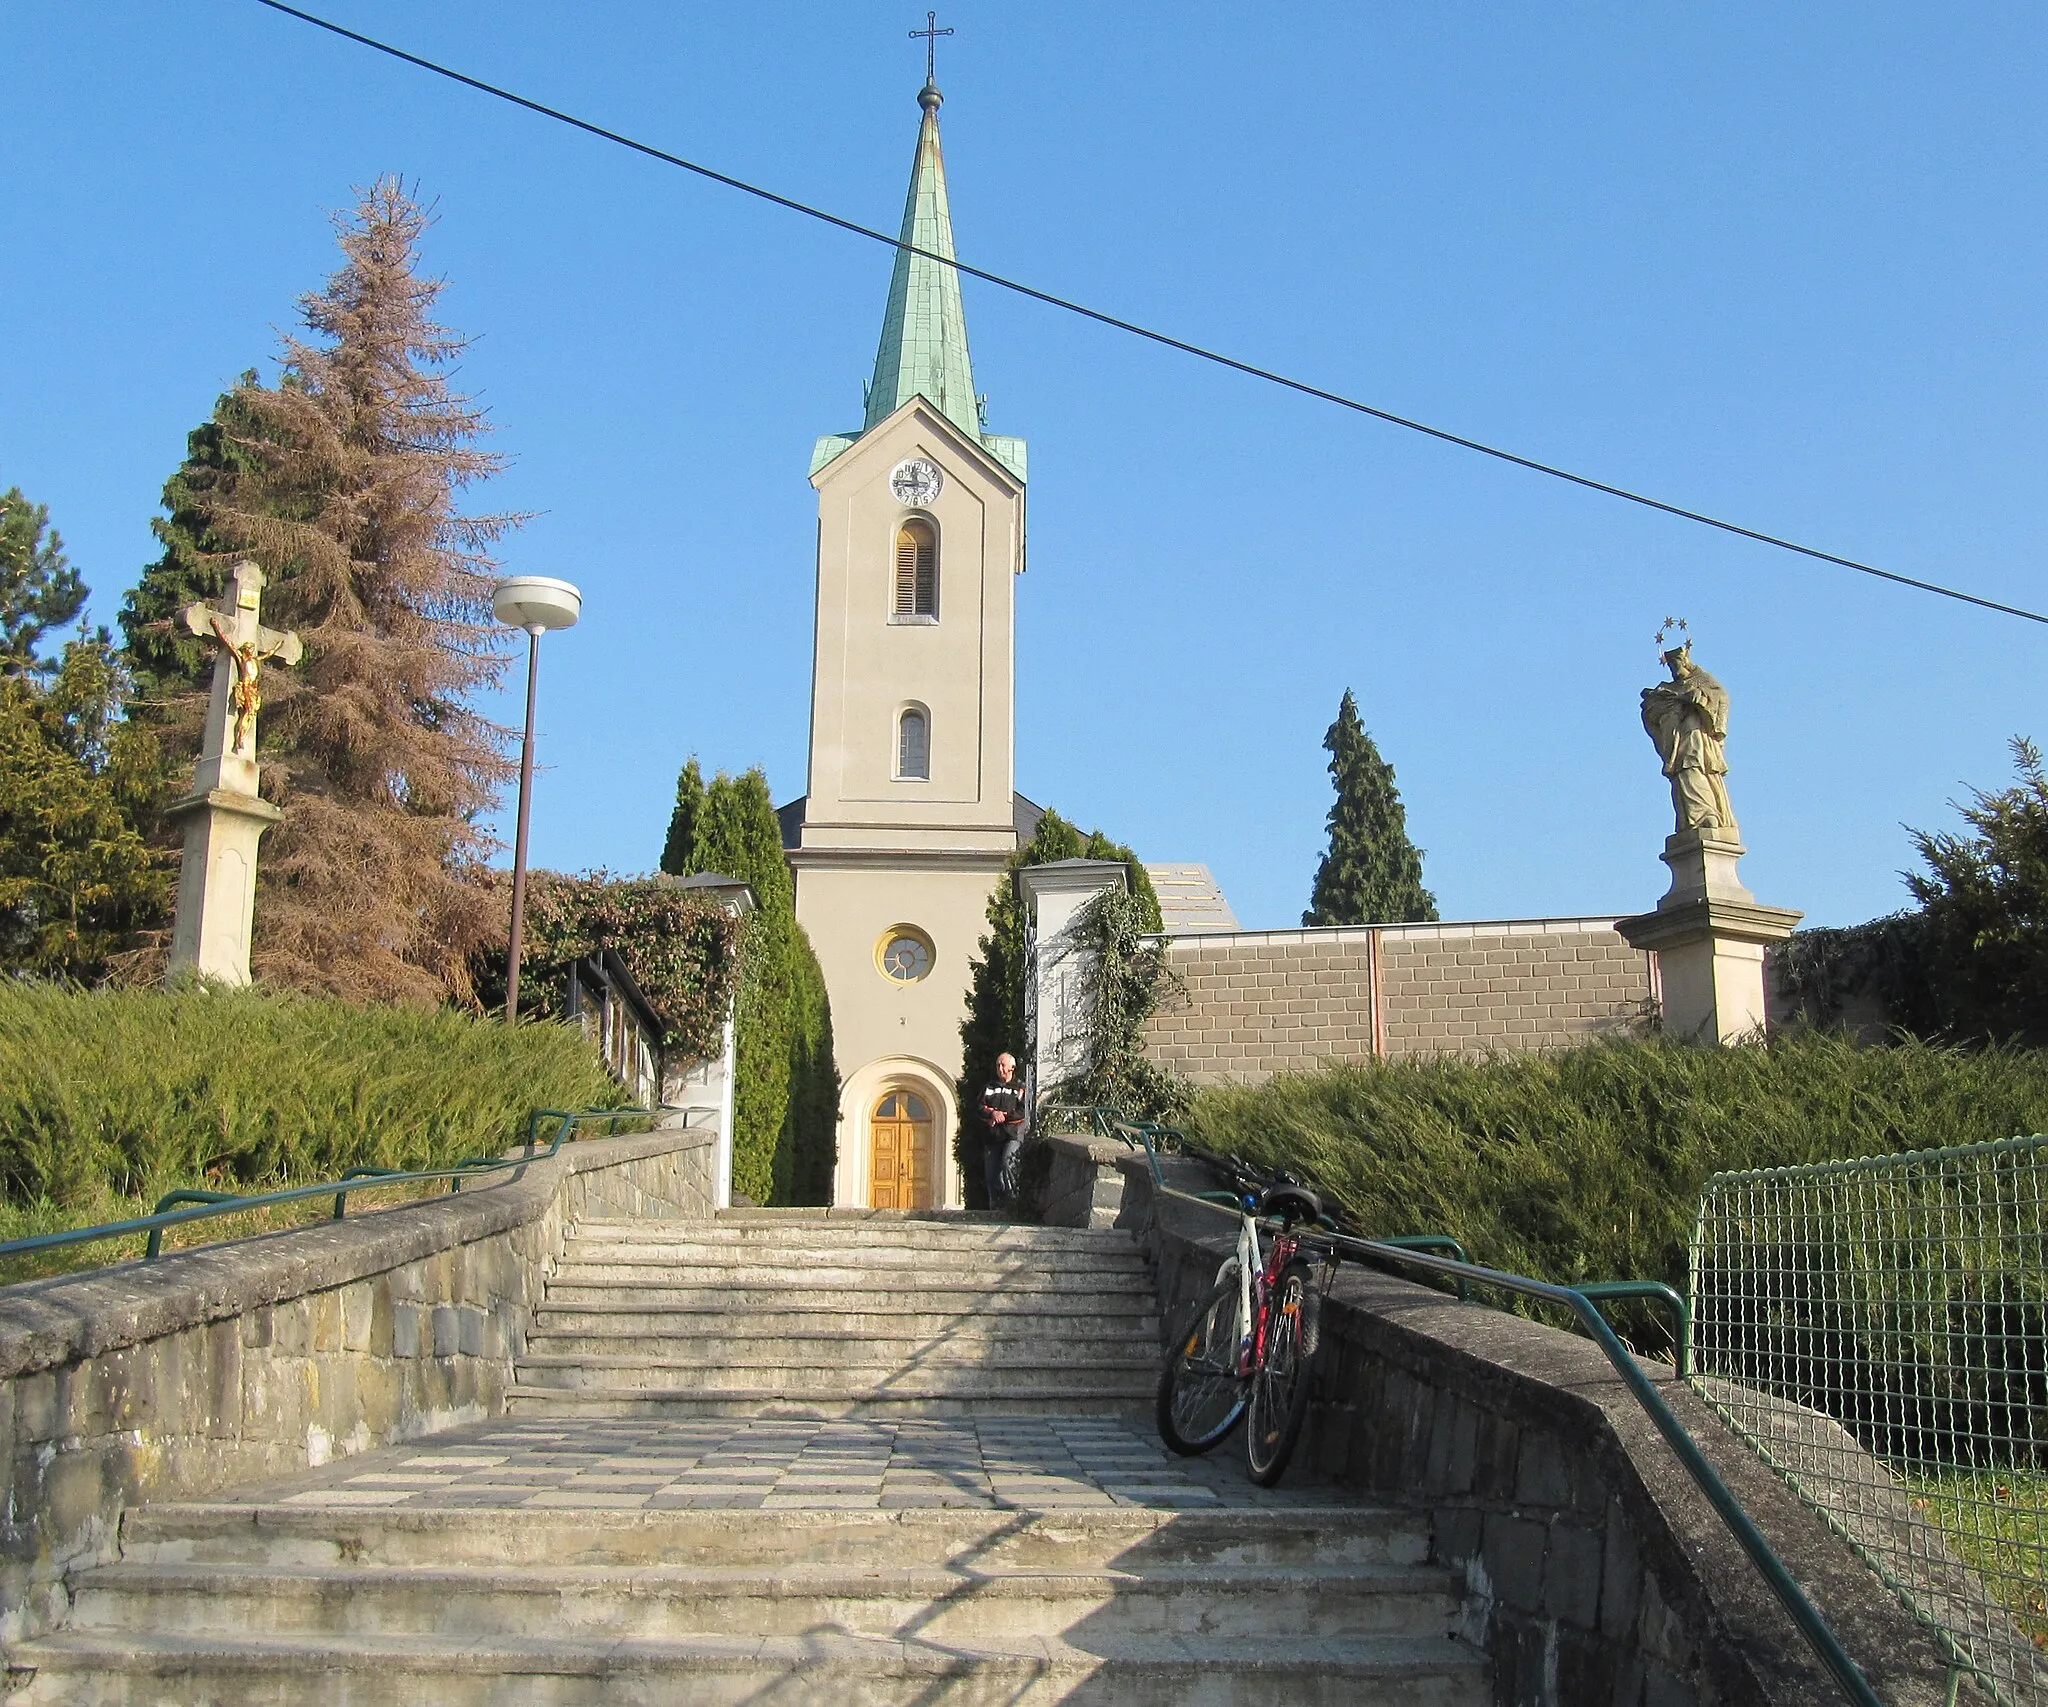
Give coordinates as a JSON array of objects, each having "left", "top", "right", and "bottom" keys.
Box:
[
  {"left": 1181, "top": 1032, "right": 2048, "bottom": 1351},
  {"left": 1905, "top": 1469, "right": 2048, "bottom": 1651},
  {"left": 0, "top": 981, "right": 624, "bottom": 1279}
]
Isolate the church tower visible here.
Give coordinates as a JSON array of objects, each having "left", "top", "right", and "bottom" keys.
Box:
[{"left": 784, "top": 74, "right": 1033, "bottom": 1209}]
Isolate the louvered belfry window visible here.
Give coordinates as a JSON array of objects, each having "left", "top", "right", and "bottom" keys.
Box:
[
  {"left": 894, "top": 520, "right": 937, "bottom": 618},
  {"left": 898, "top": 708, "right": 930, "bottom": 780}
]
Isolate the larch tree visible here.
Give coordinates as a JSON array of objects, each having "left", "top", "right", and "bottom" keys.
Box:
[
  {"left": 0, "top": 488, "right": 87, "bottom": 677},
  {"left": 1303, "top": 689, "right": 1437, "bottom": 927},
  {"left": 188, "top": 179, "right": 517, "bottom": 1004}
]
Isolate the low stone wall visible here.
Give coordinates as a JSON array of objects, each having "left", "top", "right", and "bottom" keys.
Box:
[
  {"left": 1143, "top": 917, "right": 1657, "bottom": 1085},
  {"left": 1119, "top": 1153, "right": 1955, "bottom": 1707},
  {"left": 1028, "top": 1132, "right": 1132, "bottom": 1229},
  {"left": 0, "top": 1120, "right": 715, "bottom": 1642}
]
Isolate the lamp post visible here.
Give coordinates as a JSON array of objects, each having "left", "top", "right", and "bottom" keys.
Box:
[{"left": 492, "top": 575, "right": 582, "bottom": 1022}]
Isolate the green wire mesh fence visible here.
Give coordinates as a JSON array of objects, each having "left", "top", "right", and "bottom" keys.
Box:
[{"left": 1690, "top": 1136, "right": 2048, "bottom": 1707}]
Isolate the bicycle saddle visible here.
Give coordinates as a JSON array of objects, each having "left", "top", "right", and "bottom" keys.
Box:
[{"left": 1258, "top": 1182, "right": 1322, "bottom": 1225}]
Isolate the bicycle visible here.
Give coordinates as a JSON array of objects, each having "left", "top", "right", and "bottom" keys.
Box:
[{"left": 1154, "top": 1152, "right": 1333, "bottom": 1486}]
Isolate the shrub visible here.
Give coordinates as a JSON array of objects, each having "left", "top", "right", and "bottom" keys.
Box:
[
  {"left": 0, "top": 982, "right": 620, "bottom": 1236},
  {"left": 1183, "top": 1033, "right": 2048, "bottom": 1306}
]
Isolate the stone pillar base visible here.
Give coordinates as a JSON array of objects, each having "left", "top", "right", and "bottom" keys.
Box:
[
  {"left": 165, "top": 789, "right": 282, "bottom": 986},
  {"left": 1617, "top": 831, "right": 1800, "bottom": 1044}
]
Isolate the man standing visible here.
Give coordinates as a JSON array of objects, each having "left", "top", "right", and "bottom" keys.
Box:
[{"left": 979, "top": 1053, "right": 1027, "bottom": 1210}]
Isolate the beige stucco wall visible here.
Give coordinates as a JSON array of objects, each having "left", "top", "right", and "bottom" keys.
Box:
[
  {"left": 802, "top": 398, "right": 1021, "bottom": 856},
  {"left": 1143, "top": 918, "right": 1656, "bottom": 1085},
  {"left": 794, "top": 845, "right": 1006, "bottom": 1209},
  {"left": 795, "top": 399, "right": 1026, "bottom": 1206}
]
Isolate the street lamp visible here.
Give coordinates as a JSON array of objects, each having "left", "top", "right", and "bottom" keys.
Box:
[{"left": 493, "top": 575, "right": 582, "bottom": 1023}]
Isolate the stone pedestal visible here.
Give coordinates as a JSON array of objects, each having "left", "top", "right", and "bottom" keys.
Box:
[
  {"left": 1616, "top": 831, "right": 1800, "bottom": 1044},
  {"left": 1017, "top": 859, "right": 1130, "bottom": 1107},
  {"left": 165, "top": 788, "right": 282, "bottom": 986}
]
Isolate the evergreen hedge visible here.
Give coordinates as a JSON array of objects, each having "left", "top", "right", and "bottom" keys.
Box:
[
  {"left": 1184, "top": 1033, "right": 2048, "bottom": 1317},
  {"left": 0, "top": 981, "right": 620, "bottom": 1247}
]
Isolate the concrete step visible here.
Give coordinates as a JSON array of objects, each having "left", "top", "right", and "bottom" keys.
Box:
[
  {"left": 115, "top": 1500, "right": 1433, "bottom": 1573},
  {"left": 544, "top": 1245, "right": 1155, "bottom": 1270},
  {"left": 537, "top": 1281, "right": 1151, "bottom": 1313},
  {"left": 572, "top": 1219, "right": 1145, "bottom": 1250},
  {"left": 520, "top": 1330, "right": 1158, "bottom": 1364},
  {"left": 68, "top": 1559, "right": 1464, "bottom": 1643},
  {"left": 502, "top": 1384, "right": 1155, "bottom": 1419},
  {"left": 7, "top": 1629, "right": 1491, "bottom": 1707},
  {"left": 511, "top": 1355, "right": 1156, "bottom": 1395},
  {"left": 526, "top": 1302, "right": 1159, "bottom": 1335}
]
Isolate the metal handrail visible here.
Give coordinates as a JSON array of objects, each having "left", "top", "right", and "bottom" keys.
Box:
[
  {"left": 0, "top": 1108, "right": 650, "bottom": 1268},
  {"left": 1116, "top": 1114, "right": 1881, "bottom": 1707}
]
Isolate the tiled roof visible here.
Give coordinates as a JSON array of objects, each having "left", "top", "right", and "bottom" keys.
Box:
[{"left": 1143, "top": 864, "right": 1241, "bottom": 934}]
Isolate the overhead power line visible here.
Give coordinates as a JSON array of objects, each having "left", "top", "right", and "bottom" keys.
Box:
[{"left": 251, "top": 0, "right": 2047, "bottom": 629}]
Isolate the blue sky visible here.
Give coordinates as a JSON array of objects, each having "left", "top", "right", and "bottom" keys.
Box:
[{"left": 6, "top": 3, "right": 2045, "bottom": 931}]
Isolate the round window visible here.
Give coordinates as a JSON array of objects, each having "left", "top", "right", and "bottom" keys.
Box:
[{"left": 877, "top": 926, "right": 934, "bottom": 983}]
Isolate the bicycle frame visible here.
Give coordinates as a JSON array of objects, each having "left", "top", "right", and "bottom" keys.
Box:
[{"left": 1227, "top": 1202, "right": 1308, "bottom": 1379}]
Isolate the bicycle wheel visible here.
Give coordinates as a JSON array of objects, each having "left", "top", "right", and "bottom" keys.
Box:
[
  {"left": 1244, "top": 1259, "right": 1319, "bottom": 1486},
  {"left": 1156, "top": 1266, "right": 1250, "bottom": 1455}
]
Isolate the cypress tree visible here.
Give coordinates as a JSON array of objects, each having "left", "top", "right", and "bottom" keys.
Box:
[
  {"left": 667, "top": 765, "right": 837, "bottom": 1205},
  {"left": 1304, "top": 690, "right": 1437, "bottom": 926},
  {"left": 659, "top": 756, "right": 703, "bottom": 876},
  {"left": 0, "top": 487, "right": 86, "bottom": 677},
  {"left": 186, "top": 178, "right": 518, "bottom": 1005}
]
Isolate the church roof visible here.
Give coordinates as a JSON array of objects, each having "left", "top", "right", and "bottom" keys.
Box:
[
  {"left": 866, "top": 81, "right": 980, "bottom": 441},
  {"left": 813, "top": 80, "right": 1026, "bottom": 486}
]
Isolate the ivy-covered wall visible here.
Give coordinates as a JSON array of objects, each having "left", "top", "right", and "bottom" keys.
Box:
[
  {"left": 954, "top": 810, "right": 1160, "bottom": 1210},
  {"left": 474, "top": 872, "right": 743, "bottom": 1062}
]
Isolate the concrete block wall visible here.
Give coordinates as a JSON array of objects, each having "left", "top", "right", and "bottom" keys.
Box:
[
  {"left": 0, "top": 1122, "right": 715, "bottom": 1642},
  {"left": 1380, "top": 920, "right": 1655, "bottom": 1058},
  {"left": 1142, "top": 918, "right": 1656, "bottom": 1085}
]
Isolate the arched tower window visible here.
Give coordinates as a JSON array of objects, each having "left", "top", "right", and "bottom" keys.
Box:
[
  {"left": 893, "top": 519, "right": 937, "bottom": 619},
  {"left": 897, "top": 706, "right": 930, "bottom": 780}
]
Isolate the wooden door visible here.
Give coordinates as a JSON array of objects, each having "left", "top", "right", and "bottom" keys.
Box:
[{"left": 868, "top": 1090, "right": 934, "bottom": 1209}]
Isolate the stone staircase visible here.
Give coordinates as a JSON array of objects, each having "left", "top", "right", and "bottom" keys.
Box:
[
  {"left": 506, "top": 1210, "right": 1162, "bottom": 1418},
  {"left": 4, "top": 1210, "right": 1492, "bottom": 1704}
]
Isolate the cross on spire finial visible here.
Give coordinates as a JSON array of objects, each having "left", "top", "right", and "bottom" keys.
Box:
[{"left": 910, "top": 11, "right": 953, "bottom": 87}]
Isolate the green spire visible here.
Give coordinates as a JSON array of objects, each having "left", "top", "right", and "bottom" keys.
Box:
[{"left": 865, "top": 81, "right": 981, "bottom": 439}]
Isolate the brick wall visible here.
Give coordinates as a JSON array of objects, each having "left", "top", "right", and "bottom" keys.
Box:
[{"left": 1143, "top": 918, "right": 1655, "bottom": 1085}]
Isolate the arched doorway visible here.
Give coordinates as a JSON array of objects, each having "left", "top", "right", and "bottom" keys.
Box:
[{"left": 868, "top": 1087, "right": 936, "bottom": 1209}]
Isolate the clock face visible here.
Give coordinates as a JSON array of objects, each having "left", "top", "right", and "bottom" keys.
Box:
[{"left": 889, "top": 458, "right": 944, "bottom": 507}]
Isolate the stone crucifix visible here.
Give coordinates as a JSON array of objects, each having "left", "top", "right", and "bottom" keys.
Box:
[{"left": 165, "top": 562, "right": 303, "bottom": 986}]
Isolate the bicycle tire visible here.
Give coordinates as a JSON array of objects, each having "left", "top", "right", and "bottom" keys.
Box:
[
  {"left": 1244, "top": 1259, "right": 1319, "bottom": 1486},
  {"left": 1156, "top": 1267, "right": 1250, "bottom": 1455}
]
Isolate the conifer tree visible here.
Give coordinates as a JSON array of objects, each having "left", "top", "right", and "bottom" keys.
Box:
[
  {"left": 0, "top": 488, "right": 87, "bottom": 677},
  {"left": 0, "top": 635, "right": 170, "bottom": 977},
  {"left": 118, "top": 384, "right": 268, "bottom": 705},
  {"left": 1303, "top": 690, "right": 1437, "bottom": 926},
  {"left": 659, "top": 756, "right": 704, "bottom": 876},
  {"left": 665, "top": 765, "right": 836, "bottom": 1205},
  {"left": 187, "top": 179, "right": 517, "bottom": 1004}
]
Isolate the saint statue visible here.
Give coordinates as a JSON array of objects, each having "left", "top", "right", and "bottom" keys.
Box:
[{"left": 1641, "top": 637, "right": 1736, "bottom": 837}]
